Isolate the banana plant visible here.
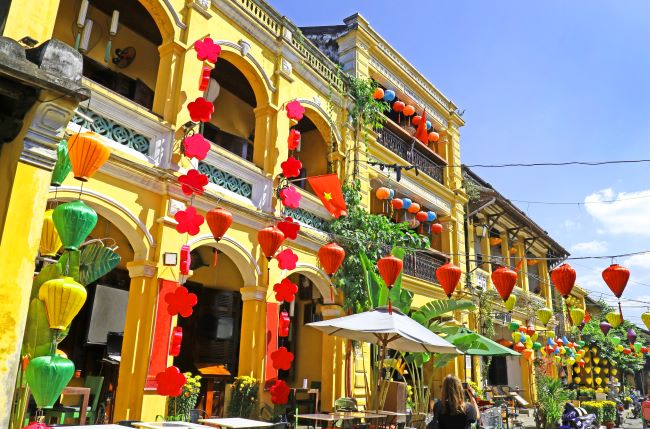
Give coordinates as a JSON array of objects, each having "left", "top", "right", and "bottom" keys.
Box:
[{"left": 361, "top": 248, "right": 413, "bottom": 312}]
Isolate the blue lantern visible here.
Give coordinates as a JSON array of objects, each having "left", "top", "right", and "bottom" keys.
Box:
[
  {"left": 402, "top": 198, "right": 412, "bottom": 210},
  {"left": 383, "top": 90, "right": 396, "bottom": 102},
  {"left": 426, "top": 121, "right": 431, "bottom": 130},
  {"left": 426, "top": 211, "right": 437, "bottom": 222},
  {"left": 388, "top": 189, "right": 395, "bottom": 200},
  {"left": 562, "top": 336, "right": 569, "bottom": 345}
]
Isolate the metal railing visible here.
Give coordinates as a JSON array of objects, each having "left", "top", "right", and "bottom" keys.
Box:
[
  {"left": 377, "top": 127, "right": 444, "bottom": 184},
  {"left": 403, "top": 251, "right": 446, "bottom": 284}
]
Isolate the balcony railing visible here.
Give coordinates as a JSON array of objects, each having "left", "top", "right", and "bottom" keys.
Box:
[
  {"left": 403, "top": 251, "right": 447, "bottom": 284},
  {"left": 377, "top": 127, "right": 444, "bottom": 184}
]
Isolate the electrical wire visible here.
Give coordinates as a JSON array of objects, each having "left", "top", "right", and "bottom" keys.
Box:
[
  {"left": 453, "top": 159, "right": 650, "bottom": 169},
  {"left": 508, "top": 192, "right": 650, "bottom": 206}
]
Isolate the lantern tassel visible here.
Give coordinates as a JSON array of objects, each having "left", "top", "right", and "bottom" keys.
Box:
[
  {"left": 388, "top": 298, "right": 392, "bottom": 315},
  {"left": 618, "top": 299, "right": 624, "bottom": 320},
  {"left": 330, "top": 285, "right": 334, "bottom": 302},
  {"left": 213, "top": 248, "right": 218, "bottom": 267}
]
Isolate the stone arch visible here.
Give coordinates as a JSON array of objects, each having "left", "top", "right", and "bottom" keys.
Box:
[
  {"left": 139, "top": 0, "right": 179, "bottom": 43},
  {"left": 297, "top": 99, "right": 343, "bottom": 144},
  {"left": 48, "top": 186, "right": 152, "bottom": 261},
  {"left": 216, "top": 44, "right": 273, "bottom": 107},
  {"left": 186, "top": 235, "right": 260, "bottom": 286},
  {"left": 289, "top": 263, "right": 336, "bottom": 304}
]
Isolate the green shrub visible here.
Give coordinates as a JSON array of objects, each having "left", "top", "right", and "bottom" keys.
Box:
[
  {"left": 602, "top": 401, "right": 617, "bottom": 423},
  {"left": 581, "top": 401, "right": 604, "bottom": 425},
  {"left": 577, "top": 387, "right": 595, "bottom": 399}
]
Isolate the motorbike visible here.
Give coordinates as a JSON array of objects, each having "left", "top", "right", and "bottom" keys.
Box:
[
  {"left": 559, "top": 402, "right": 597, "bottom": 429},
  {"left": 629, "top": 390, "right": 642, "bottom": 419},
  {"left": 615, "top": 397, "right": 625, "bottom": 427}
]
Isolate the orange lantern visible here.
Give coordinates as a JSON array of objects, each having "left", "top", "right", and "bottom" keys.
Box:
[
  {"left": 428, "top": 132, "right": 440, "bottom": 143},
  {"left": 403, "top": 105, "right": 415, "bottom": 116},
  {"left": 372, "top": 88, "right": 384, "bottom": 100},
  {"left": 391, "top": 199, "right": 403, "bottom": 210},
  {"left": 436, "top": 262, "right": 461, "bottom": 298},
  {"left": 206, "top": 208, "right": 232, "bottom": 242},
  {"left": 491, "top": 266, "right": 517, "bottom": 302},
  {"left": 377, "top": 255, "right": 403, "bottom": 289},
  {"left": 513, "top": 342, "right": 526, "bottom": 353},
  {"left": 497, "top": 339, "right": 514, "bottom": 348},
  {"left": 602, "top": 264, "right": 630, "bottom": 298},
  {"left": 67, "top": 132, "right": 111, "bottom": 182},
  {"left": 412, "top": 115, "right": 422, "bottom": 126},
  {"left": 415, "top": 211, "right": 428, "bottom": 222},
  {"left": 258, "top": 226, "right": 285, "bottom": 260},
  {"left": 551, "top": 263, "right": 576, "bottom": 298},
  {"left": 318, "top": 242, "right": 345, "bottom": 276},
  {"left": 392, "top": 101, "right": 405, "bottom": 113},
  {"left": 375, "top": 187, "right": 390, "bottom": 200},
  {"left": 431, "top": 223, "right": 443, "bottom": 234},
  {"left": 407, "top": 203, "right": 420, "bottom": 214}
]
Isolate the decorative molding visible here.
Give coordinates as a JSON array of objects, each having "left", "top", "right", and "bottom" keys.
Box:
[
  {"left": 126, "top": 260, "right": 158, "bottom": 278},
  {"left": 162, "top": 0, "right": 187, "bottom": 30},
  {"left": 240, "top": 286, "right": 267, "bottom": 301},
  {"left": 21, "top": 102, "right": 75, "bottom": 170},
  {"left": 50, "top": 186, "right": 156, "bottom": 248},
  {"left": 168, "top": 199, "right": 186, "bottom": 216},
  {"left": 279, "top": 57, "right": 293, "bottom": 81},
  {"left": 215, "top": 39, "right": 276, "bottom": 92},
  {"left": 192, "top": 0, "right": 212, "bottom": 18},
  {"left": 296, "top": 98, "right": 343, "bottom": 143},
  {"left": 186, "top": 235, "right": 262, "bottom": 276},
  {"left": 291, "top": 263, "right": 335, "bottom": 303}
]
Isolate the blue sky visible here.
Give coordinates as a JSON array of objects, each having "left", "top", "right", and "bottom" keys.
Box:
[{"left": 271, "top": 0, "right": 650, "bottom": 325}]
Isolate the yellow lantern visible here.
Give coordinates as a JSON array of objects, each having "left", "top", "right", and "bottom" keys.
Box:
[
  {"left": 38, "top": 277, "right": 87, "bottom": 330},
  {"left": 574, "top": 376, "right": 582, "bottom": 384},
  {"left": 612, "top": 368, "right": 618, "bottom": 376},
  {"left": 570, "top": 307, "right": 585, "bottom": 325},
  {"left": 505, "top": 295, "right": 517, "bottom": 312},
  {"left": 532, "top": 332, "right": 539, "bottom": 341},
  {"left": 512, "top": 332, "right": 522, "bottom": 343},
  {"left": 39, "top": 209, "right": 62, "bottom": 257},
  {"left": 597, "top": 388, "right": 604, "bottom": 393},
  {"left": 602, "top": 359, "right": 608, "bottom": 366},
  {"left": 585, "top": 367, "right": 592, "bottom": 374},
  {"left": 586, "top": 377, "right": 593, "bottom": 385},
  {"left": 606, "top": 311, "right": 622, "bottom": 328},
  {"left": 594, "top": 367, "right": 601, "bottom": 374},
  {"left": 574, "top": 366, "right": 581, "bottom": 374},
  {"left": 595, "top": 377, "right": 603, "bottom": 386},
  {"left": 604, "top": 368, "right": 609, "bottom": 375},
  {"left": 593, "top": 356, "right": 600, "bottom": 365},
  {"left": 591, "top": 346, "right": 598, "bottom": 354},
  {"left": 584, "top": 356, "right": 591, "bottom": 364},
  {"left": 616, "top": 345, "right": 624, "bottom": 352}
]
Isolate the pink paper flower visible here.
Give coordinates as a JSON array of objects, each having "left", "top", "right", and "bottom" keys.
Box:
[
  {"left": 277, "top": 217, "right": 300, "bottom": 240},
  {"left": 179, "top": 169, "right": 208, "bottom": 196},
  {"left": 187, "top": 97, "right": 214, "bottom": 122},
  {"left": 286, "top": 100, "right": 305, "bottom": 121},
  {"left": 156, "top": 366, "right": 187, "bottom": 397},
  {"left": 271, "top": 347, "right": 295, "bottom": 371},
  {"left": 183, "top": 134, "right": 211, "bottom": 160},
  {"left": 273, "top": 277, "right": 298, "bottom": 302},
  {"left": 175, "top": 206, "right": 205, "bottom": 236},
  {"left": 281, "top": 156, "right": 302, "bottom": 178},
  {"left": 165, "top": 286, "right": 198, "bottom": 318},
  {"left": 288, "top": 129, "right": 301, "bottom": 150},
  {"left": 276, "top": 248, "right": 298, "bottom": 270},
  {"left": 270, "top": 379, "right": 290, "bottom": 404},
  {"left": 194, "top": 37, "right": 222, "bottom": 63},
  {"left": 279, "top": 186, "right": 301, "bottom": 209}
]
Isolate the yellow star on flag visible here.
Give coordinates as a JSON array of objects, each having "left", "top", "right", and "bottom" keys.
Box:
[{"left": 323, "top": 192, "right": 333, "bottom": 201}]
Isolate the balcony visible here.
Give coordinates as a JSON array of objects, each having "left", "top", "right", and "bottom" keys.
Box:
[
  {"left": 282, "top": 188, "right": 330, "bottom": 231},
  {"left": 376, "top": 126, "right": 445, "bottom": 184},
  {"left": 402, "top": 250, "right": 448, "bottom": 284}
]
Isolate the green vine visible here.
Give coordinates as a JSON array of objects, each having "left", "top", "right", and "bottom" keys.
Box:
[{"left": 476, "top": 289, "right": 495, "bottom": 382}]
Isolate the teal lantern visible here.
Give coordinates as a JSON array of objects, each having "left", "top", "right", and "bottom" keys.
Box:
[
  {"left": 25, "top": 355, "right": 75, "bottom": 408},
  {"left": 52, "top": 200, "right": 98, "bottom": 250},
  {"left": 50, "top": 140, "right": 72, "bottom": 187}
]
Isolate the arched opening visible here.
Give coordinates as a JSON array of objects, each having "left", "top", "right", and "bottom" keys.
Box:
[
  {"left": 174, "top": 245, "right": 246, "bottom": 417},
  {"left": 52, "top": 0, "right": 163, "bottom": 110},
  {"left": 294, "top": 114, "right": 330, "bottom": 194},
  {"left": 204, "top": 58, "right": 258, "bottom": 164}
]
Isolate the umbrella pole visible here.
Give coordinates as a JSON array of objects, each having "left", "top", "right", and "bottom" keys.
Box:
[{"left": 376, "top": 339, "right": 388, "bottom": 413}]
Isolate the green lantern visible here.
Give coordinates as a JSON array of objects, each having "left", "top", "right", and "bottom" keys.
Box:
[
  {"left": 611, "top": 337, "right": 621, "bottom": 347},
  {"left": 508, "top": 321, "right": 520, "bottom": 332},
  {"left": 533, "top": 341, "right": 542, "bottom": 351},
  {"left": 634, "top": 342, "right": 642, "bottom": 354},
  {"left": 50, "top": 139, "right": 72, "bottom": 187},
  {"left": 25, "top": 355, "right": 75, "bottom": 408},
  {"left": 52, "top": 200, "right": 97, "bottom": 250}
]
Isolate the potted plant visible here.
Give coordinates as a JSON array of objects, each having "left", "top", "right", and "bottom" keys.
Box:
[
  {"left": 534, "top": 374, "right": 572, "bottom": 429},
  {"left": 166, "top": 373, "right": 202, "bottom": 421},
  {"left": 602, "top": 400, "right": 617, "bottom": 429},
  {"left": 227, "top": 376, "right": 259, "bottom": 418}
]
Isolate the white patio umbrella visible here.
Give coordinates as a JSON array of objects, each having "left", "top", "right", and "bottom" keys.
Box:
[{"left": 307, "top": 306, "right": 459, "bottom": 354}]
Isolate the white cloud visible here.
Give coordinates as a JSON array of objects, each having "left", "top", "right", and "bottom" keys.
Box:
[
  {"left": 570, "top": 240, "right": 608, "bottom": 254},
  {"left": 562, "top": 219, "right": 581, "bottom": 230},
  {"left": 625, "top": 253, "right": 650, "bottom": 269},
  {"left": 584, "top": 188, "right": 650, "bottom": 236}
]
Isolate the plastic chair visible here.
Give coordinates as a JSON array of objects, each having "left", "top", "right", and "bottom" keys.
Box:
[
  {"left": 44, "top": 376, "right": 104, "bottom": 424},
  {"left": 334, "top": 397, "right": 358, "bottom": 412}
]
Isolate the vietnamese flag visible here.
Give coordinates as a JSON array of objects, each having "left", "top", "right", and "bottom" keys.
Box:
[
  {"left": 415, "top": 109, "right": 428, "bottom": 145},
  {"left": 306, "top": 174, "right": 348, "bottom": 218}
]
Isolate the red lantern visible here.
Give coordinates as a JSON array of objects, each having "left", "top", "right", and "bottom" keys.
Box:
[
  {"left": 526, "top": 325, "right": 535, "bottom": 336},
  {"left": 179, "top": 244, "right": 191, "bottom": 275},
  {"left": 412, "top": 115, "right": 422, "bottom": 126},
  {"left": 169, "top": 327, "right": 183, "bottom": 357},
  {"left": 377, "top": 255, "right": 403, "bottom": 289},
  {"left": 199, "top": 66, "right": 211, "bottom": 91},
  {"left": 373, "top": 88, "right": 384, "bottom": 100},
  {"left": 602, "top": 264, "right": 630, "bottom": 298},
  {"left": 416, "top": 211, "right": 428, "bottom": 222},
  {"left": 497, "top": 339, "right": 513, "bottom": 348},
  {"left": 435, "top": 262, "right": 461, "bottom": 298},
  {"left": 206, "top": 208, "right": 232, "bottom": 242},
  {"left": 258, "top": 226, "right": 285, "bottom": 260},
  {"left": 551, "top": 263, "right": 576, "bottom": 298},
  {"left": 491, "top": 266, "right": 518, "bottom": 301},
  {"left": 407, "top": 203, "right": 420, "bottom": 214},
  {"left": 393, "top": 101, "right": 405, "bottom": 113},
  {"left": 642, "top": 346, "right": 648, "bottom": 354},
  {"left": 431, "top": 223, "right": 444, "bottom": 234},
  {"left": 578, "top": 360, "right": 585, "bottom": 367},
  {"left": 623, "top": 348, "right": 632, "bottom": 355},
  {"left": 279, "top": 310, "right": 290, "bottom": 337},
  {"left": 403, "top": 105, "right": 415, "bottom": 116},
  {"left": 428, "top": 131, "right": 440, "bottom": 143},
  {"left": 513, "top": 342, "right": 526, "bottom": 353},
  {"left": 391, "top": 199, "right": 403, "bottom": 210},
  {"left": 376, "top": 187, "right": 390, "bottom": 200},
  {"left": 318, "top": 243, "right": 345, "bottom": 276}
]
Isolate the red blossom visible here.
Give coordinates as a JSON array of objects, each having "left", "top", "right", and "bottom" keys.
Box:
[
  {"left": 279, "top": 186, "right": 301, "bottom": 209},
  {"left": 187, "top": 97, "right": 214, "bottom": 122},
  {"left": 288, "top": 129, "right": 301, "bottom": 150},
  {"left": 276, "top": 248, "right": 299, "bottom": 270},
  {"left": 281, "top": 157, "right": 302, "bottom": 178},
  {"left": 175, "top": 206, "right": 205, "bottom": 236},
  {"left": 182, "top": 134, "right": 211, "bottom": 160},
  {"left": 194, "top": 37, "right": 222, "bottom": 63},
  {"left": 179, "top": 169, "right": 208, "bottom": 196},
  {"left": 165, "top": 286, "right": 198, "bottom": 318},
  {"left": 270, "top": 379, "right": 290, "bottom": 405},
  {"left": 277, "top": 217, "right": 300, "bottom": 240},
  {"left": 271, "top": 347, "right": 294, "bottom": 371},
  {"left": 286, "top": 100, "right": 305, "bottom": 121},
  {"left": 273, "top": 278, "right": 298, "bottom": 302},
  {"left": 155, "top": 366, "right": 187, "bottom": 397}
]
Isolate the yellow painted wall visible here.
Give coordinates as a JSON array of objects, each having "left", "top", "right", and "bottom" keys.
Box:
[
  {"left": 294, "top": 301, "right": 324, "bottom": 387},
  {"left": 211, "top": 87, "right": 256, "bottom": 140}
]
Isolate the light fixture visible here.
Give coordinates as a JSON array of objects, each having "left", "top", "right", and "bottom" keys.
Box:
[
  {"left": 105, "top": 10, "right": 120, "bottom": 62},
  {"left": 79, "top": 19, "right": 93, "bottom": 53},
  {"left": 74, "top": 0, "right": 89, "bottom": 50},
  {"left": 163, "top": 252, "right": 178, "bottom": 266}
]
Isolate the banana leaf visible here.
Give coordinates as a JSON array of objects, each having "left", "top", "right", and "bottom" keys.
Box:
[
  {"left": 31, "top": 263, "right": 63, "bottom": 299},
  {"left": 361, "top": 250, "right": 383, "bottom": 309},
  {"left": 403, "top": 351, "right": 431, "bottom": 367},
  {"left": 411, "top": 299, "right": 476, "bottom": 327},
  {"left": 60, "top": 243, "right": 120, "bottom": 285},
  {"left": 22, "top": 298, "right": 69, "bottom": 357},
  {"left": 361, "top": 248, "right": 411, "bottom": 312},
  {"left": 432, "top": 353, "right": 457, "bottom": 368}
]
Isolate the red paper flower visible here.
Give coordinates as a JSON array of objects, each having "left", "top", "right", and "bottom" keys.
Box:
[
  {"left": 182, "top": 134, "right": 211, "bottom": 160},
  {"left": 288, "top": 129, "right": 301, "bottom": 150},
  {"left": 179, "top": 169, "right": 209, "bottom": 196},
  {"left": 276, "top": 248, "right": 298, "bottom": 270},
  {"left": 175, "top": 206, "right": 205, "bottom": 236},
  {"left": 279, "top": 186, "right": 301, "bottom": 209},
  {"left": 165, "top": 286, "right": 198, "bottom": 317},
  {"left": 187, "top": 97, "right": 214, "bottom": 122},
  {"left": 286, "top": 100, "right": 305, "bottom": 121},
  {"left": 271, "top": 346, "right": 294, "bottom": 371},
  {"left": 194, "top": 37, "right": 222, "bottom": 63},
  {"left": 270, "top": 379, "right": 290, "bottom": 405},
  {"left": 155, "top": 366, "right": 187, "bottom": 397},
  {"left": 273, "top": 278, "right": 298, "bottom": 302},
  {"left": 277, "top": 217, "right": 300, "bottom": 240},
  {"left": 281, "top": 157, "right": 302, "bottom": 179}
]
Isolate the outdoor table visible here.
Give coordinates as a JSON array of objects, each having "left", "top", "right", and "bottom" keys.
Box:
[
  {"left": 291, "top": 387, "right": 320, "bottom": 413},
  {"left": 295, "top": 413, "right": 354, "bottom": 429},
  {"left": 198, "top": 418, "right": 274, "bottom": 428},
  {"left": 61, "top": 386, "right": 91, "bottom": 425},
  {"left": 371, "top": 410, "right": 407, "bottom": 426},
  {"left": 133, "top": 422, "right": 213, "bottom": 429}
]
